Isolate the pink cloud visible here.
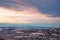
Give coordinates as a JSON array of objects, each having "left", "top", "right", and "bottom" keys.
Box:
[{"left": 0, "top": 7, "right": 60, "bottom": 24}]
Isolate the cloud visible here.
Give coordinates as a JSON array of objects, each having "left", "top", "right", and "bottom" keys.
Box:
[
  {"left": 0, "top": 0, "right": 60, "bottom": 24},
  {"left": 0, "top": 0, "right": 59, "bottom": 17},
  {"left": 20, "top": 0, "right": 59, "bottom": 17},
  {"left": 0, "top": 7, "right": 60, "bottom": 24}
]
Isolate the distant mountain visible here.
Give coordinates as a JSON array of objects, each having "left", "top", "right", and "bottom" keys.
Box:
[{"left": 0, "top": 23, "right": 59, "bottom": 28}]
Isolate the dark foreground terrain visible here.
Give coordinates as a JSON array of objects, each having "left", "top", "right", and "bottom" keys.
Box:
[{"left": 0, "top": 27, "right": 60, "bottom": 40}]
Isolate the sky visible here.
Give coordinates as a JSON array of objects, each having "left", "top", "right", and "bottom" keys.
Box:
[{"left": 0, "top": 0, "right": 60, "bottom": 27}]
